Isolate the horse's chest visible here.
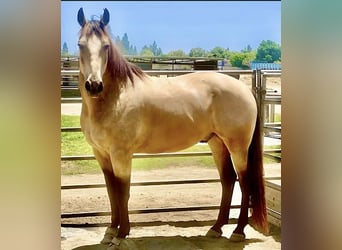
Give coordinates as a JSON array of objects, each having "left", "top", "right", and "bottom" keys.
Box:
[{"left": 82, "top": 123, "right": 111, "bottom": 151}]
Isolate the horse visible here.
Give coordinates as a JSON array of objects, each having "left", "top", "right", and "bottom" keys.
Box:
[{"left": 77, "top": 8, "right": 268, "bottom": 249}]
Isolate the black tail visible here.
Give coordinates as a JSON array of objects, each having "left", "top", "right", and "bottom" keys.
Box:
[{"left": 248, "top": 114, "right": 269, "bottom": 234}]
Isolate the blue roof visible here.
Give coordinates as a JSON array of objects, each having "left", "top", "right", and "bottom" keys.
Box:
[{"left": 250, "top": 62, "right": 281, "bottom": 70}]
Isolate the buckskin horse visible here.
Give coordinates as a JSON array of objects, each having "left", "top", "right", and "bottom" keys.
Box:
[{"left": 76, "top": 7, "right": 268, "bottom": 249}]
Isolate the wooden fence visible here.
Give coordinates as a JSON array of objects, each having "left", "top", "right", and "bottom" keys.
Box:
[{"left": 61, "top": 68, "right": 281, "bottom": 227}]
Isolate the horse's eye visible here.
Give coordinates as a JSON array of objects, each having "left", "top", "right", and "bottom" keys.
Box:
[
  {"left": 103, "top": 43, "right": 110, "bottom": 50},
  {"left": 78, "top": 42, "right": 86, "bottom": 49}
]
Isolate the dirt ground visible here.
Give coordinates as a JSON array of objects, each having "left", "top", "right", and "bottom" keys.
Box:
[{"left": 61, "top": 165, "right": 281, "bottom": 250}]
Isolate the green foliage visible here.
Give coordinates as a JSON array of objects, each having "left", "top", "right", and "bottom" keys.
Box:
[
  {"left": 256, "top": 40, "right": 281, "bottom": 63},
  {"left": 208, "top": 46, "right": 227, "bottom": 58},
  {"left": 96, "top": 32, "right": 280, "bottom": 65},
  {"left": 230, "top": 51, "right": 256, "bottom": 68},
  {"left": 140, "top": 46, "right": 154, "bottom": 57},
  {"left": 230, "top": 53, "right": 245, "bottom": 68},
  {"left": 189, "top": 48, "right": 207, "bottom": 57},
  {"left": 243, "top": 50, "right": 256, "bottom": 65},
  {"left": 150, "top": 41, "right": 163, "bottom": 56},
  {"left": 140, "top": 41, "right": 163, "bottom": 56},
  {"left": 167, "top": 49, "right": 187, "bottom": 57}
]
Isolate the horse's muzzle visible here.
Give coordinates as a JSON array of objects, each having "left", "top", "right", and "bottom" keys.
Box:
[{"left": 85, "top": 80, "right": 103, "bottom": 96}]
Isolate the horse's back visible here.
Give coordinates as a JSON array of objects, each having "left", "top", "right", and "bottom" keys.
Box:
[
  {"left": 173, "top": 72, "right": 257, "bottom": 146},
  {"left": 170, "top": 71, "right": 256, "bottom": 114},
  {"left": 133, "top": 72, "right": 257, "bottom": 151},
  {"left": 138, "top": 71, "right": 257, "bottom": 126},
  {"left": 170, "top": 72, "right": 253, "bottom": 100}
]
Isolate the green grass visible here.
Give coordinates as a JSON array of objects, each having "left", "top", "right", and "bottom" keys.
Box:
[
  {"left": 61, "top": 115, "right": 280, "bottom": 175},
  {"left": 61, "top": 115, "right": 93, "bottom": 156},
  {"left": 61, "top": 88, "right": 81, "bottom": 98},
  {"left": 274, "top": 113, "right": 281, "bottom": 122},
  {"left": 61, "top": 115, "right": 81, "bottom": 127}
]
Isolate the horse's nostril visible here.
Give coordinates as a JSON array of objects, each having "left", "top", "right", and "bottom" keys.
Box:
[
  {"left": 85, "top": 80, "right": 103, "bottom": 95},
  {"left": 98, "top": 82, "right": 103, "bottom": 92},
  {"left": 85, "top": 81, "right": 91, "bottom": 91}
]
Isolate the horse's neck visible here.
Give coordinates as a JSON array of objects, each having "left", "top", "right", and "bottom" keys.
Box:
[{"left": 80, "top": 73, "right": 126, "bottom": 120}]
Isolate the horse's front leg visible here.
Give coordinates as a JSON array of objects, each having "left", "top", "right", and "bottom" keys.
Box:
[
  {"left": 110, "top": 149, "right": 132, "bottom": 240},
  {"left": 93, "top": 149, "right": 119, "bottom": 244}
]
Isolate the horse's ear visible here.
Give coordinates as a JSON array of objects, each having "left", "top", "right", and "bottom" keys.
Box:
[
  {"left": 101, "top": 8, "right": 110, "bottom": 27},
  {"left": 77, "top": 8, "right": 86, "bottom": 27}
]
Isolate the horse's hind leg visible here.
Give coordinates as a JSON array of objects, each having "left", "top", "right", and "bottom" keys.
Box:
[
  {"left": 206, "top": 135, "right": 237, "bottom": 237},
  {"left": 229, "top": 149, "right": 250, "bottom": 242}
]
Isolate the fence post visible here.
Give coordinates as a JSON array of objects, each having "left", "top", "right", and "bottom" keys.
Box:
[
  {"left": 255, "top": 70, "right": 265, "bottom": 147},
  {"left": 270, "top": 104, "right": 275, "bottom": 123},
  {"left": 260, "top": 71, "right": 267, "bottom": 146},
  {"left": 252, "top": 70, "right": 257, "bottom": 98}
]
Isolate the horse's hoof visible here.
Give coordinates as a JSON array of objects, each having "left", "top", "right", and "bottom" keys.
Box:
[
  {"left": 206, "top": 228, "right": 222, "bottom": 238},
  {"left": 229, "top": 232, "right": 246, "bottom": 242},
  {"left": 107, "top": 237, "right": 137, "bottom": 250},
  {"left": 101, "top": 227, "right": 119, "bottom": 245},
  {"left": 107, "top": 237, "right": 122, "bottom": 250}
]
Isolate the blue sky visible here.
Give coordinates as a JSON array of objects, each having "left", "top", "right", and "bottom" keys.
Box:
[{"left": 61, "top": 1, "right": 281, "bottom": 55}]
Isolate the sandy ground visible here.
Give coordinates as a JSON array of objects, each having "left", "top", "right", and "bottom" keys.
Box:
[
  {"left": 62, "top": 224, "right": 280, "bottom": 250},
  {"left": 61, "top": 165, "right": 281, "bottom": 250}
]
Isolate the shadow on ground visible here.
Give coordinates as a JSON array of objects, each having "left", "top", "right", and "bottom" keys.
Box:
[
  {"left": 72, "top": 235, "right": 263, "bottom": 250},
  {"left": 63, "top": 221, "right": 281, "bottom": 249}
]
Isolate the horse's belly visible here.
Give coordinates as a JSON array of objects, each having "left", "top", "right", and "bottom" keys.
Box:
[
  {"left": 135, "top": 121, "right": 211, "bottom": 153},
  {"left": 136, "top": 137, "right": 200, "bottom": 153}
]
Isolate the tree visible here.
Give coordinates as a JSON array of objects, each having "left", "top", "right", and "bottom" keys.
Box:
[
  {"left": 140, "top": 46, "right": 154, "bottom": 57},
  {"left": 242, "top": 44, "right": 252, "bottom": 53},
  {"left": 189, "top": 48, "right": 207, "bottom": 57},
  {"left": 230, "top": 51, "right": 256, "bottom": 69},
  {"left": 150, "top": 41, "right": 162, "bottom": 56},
  {"left": 167, "top": 49, "right": 187, "bottom": 57},
  {"left": 230, "top": 53, "right": 245, "bottom": 68},
  {"left": 255, "top": 40, "right": 281, "bottom": 63},
  {"left": 209, "top": 46, "right": 227, "bottom": 58},
  {"left": 114, "top": 33, "right": 138, "bottom": 55},
  {"left": 242, "top": 51, "right": 257, "bottom": 67},
  {"left": 121, "top": 33, "right": 130, "bottom": 54},
  {"left": 140, "top": 41, "right": 163, "bottom": 56},
  {"left": 62, "top": 42, "right": 69, "bottom": 56}
]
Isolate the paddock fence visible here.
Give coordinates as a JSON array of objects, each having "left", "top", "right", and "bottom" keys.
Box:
[{"left": 61, "top": 66, "right": 281, "bottom": 227}]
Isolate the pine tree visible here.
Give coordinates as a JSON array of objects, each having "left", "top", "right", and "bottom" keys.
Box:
[
  {"left": 62, "top": 42, "right": 69, "bottom": 56},
  {"left": 121, "top": 33, "right": 130, "bottom": 55}
]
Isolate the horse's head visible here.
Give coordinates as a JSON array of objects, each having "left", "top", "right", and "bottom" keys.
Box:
[{"left": 77, "top": 8, "right": 110, "bottom": 97}]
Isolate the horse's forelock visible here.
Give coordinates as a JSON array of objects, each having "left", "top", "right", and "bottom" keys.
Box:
[{"left": 80, "top": 20, "right": 107, "bottom": 39}]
